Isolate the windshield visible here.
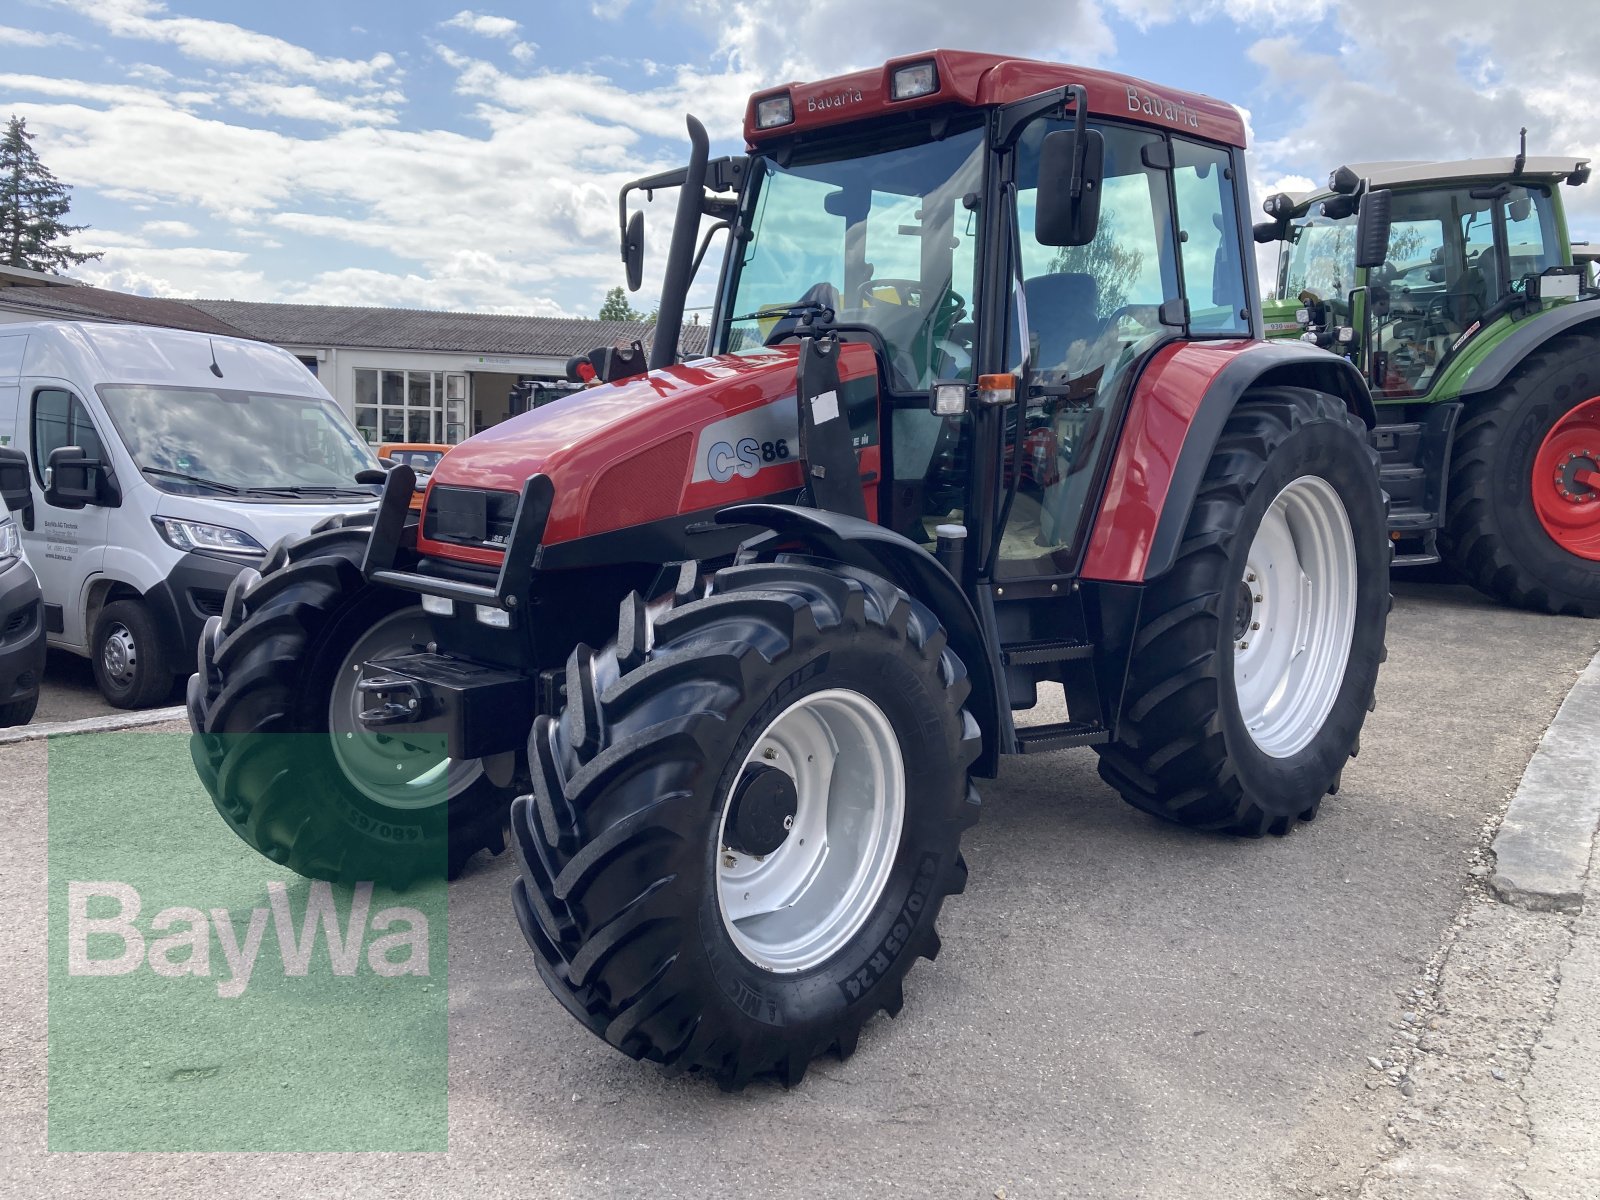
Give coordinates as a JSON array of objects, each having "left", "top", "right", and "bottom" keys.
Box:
[
  {"left": 718, "top": 122, "right": 986, "bottom": 392},
  {"left": 1279, "top": 213, "right": 1357, "bottom": 303},
  {"left": 386, "top": 449, "right": 444, "bottom": 473},
  {"left": 97, "top": 385, "right": 380, "bottom": 495}
]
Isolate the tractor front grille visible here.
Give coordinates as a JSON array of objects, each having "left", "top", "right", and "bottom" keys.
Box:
[{"left": 423, "top": 485, "right": 521, "bottom": 549}]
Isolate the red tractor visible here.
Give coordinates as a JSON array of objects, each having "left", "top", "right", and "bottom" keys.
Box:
[{"left": 191, "top": 51, "right": 1392, "bottom": 1089}]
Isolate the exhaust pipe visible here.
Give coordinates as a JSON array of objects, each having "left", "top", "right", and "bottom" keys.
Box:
[{"left": 650, "top": 114, "right": 710, "bottom": 371}]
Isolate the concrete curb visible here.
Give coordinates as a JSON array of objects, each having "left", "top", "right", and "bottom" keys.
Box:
[
  {"left": 0, "top": 705, "right": 187, "bottom": 746},
  {"left": 1491, "top": 648, "right": 1600, "bottom": 913}
]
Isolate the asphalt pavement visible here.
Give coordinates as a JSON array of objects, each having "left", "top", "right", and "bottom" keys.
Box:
[{"left": 2, "top": 579, "right": 1597, "bottom": 1199}]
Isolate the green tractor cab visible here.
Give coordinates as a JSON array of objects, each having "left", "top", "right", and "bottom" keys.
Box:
[{"left": 1259, "top": 153, "right": 1600, "bottom": 616}]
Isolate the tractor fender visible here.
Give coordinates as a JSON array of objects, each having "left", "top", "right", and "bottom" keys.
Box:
[
  {"left": 1458, "top": 300, "right": 1600, "bottom": 396},
  {"left": 716, "top": 502, "right": 1004, "bottom": 778},
  {"left": 1081, "top": 339, "right": 1374, "bottom": 584}
]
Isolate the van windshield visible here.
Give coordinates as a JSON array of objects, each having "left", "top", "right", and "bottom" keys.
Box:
[{"left": 96, "top": 384, "right": 379, "bottom": 496}]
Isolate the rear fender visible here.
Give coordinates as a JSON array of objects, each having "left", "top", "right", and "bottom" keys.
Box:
[
  {"left": 717, "top": 502, "right": 1004, "bottom": 778},
  {"left": 1081, "top": 340, "right": 1373, "bottom": 583},
  {"left": 1458, "top": 301, "right": 1600, "bottom": 396}
]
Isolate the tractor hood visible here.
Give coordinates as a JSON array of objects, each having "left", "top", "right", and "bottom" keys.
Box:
[
  {"left": 1262, "top": 297, "right": 1306, "bottom": 340},
  {"left": 418, "top": 343, "right": 879, "bottom": 562}
]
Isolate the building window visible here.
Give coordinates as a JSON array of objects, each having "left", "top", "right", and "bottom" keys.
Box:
[
  {"left": 353, "top": 368, "right": 452, "bottom": 445},
  {"left": 297, "top": 355, "right": 319, "bottom": 377}
]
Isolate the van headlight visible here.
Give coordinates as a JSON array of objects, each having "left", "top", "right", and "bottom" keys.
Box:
[
  {"left": 0, "top": 516, "right": 19, "bottom": 565},
  {"left": 151, "top": 516, "right": 266, "bottom": 557}
]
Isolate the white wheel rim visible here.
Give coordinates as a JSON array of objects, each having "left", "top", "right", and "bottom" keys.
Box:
[
  {"left": 1232, "top": 475, "right": 1358, "bottom": 759},
  {"left": 717, "top": 688, "right": 905, "bottom": 973},
  {"left": 327, "top": 608, "right": 484, "bottom": 810}
]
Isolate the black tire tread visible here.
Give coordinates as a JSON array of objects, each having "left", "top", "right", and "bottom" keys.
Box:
[
  {"left": 513, "top": 557, "right": 976, "bottom": 1089},
  {"left": 1096, "top": 386, "right": 1388, "bottom": 835}
]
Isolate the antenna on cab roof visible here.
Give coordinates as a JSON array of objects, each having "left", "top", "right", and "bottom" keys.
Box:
[{"left": 208, "top": 338, "right": 224, "bottom": 378}]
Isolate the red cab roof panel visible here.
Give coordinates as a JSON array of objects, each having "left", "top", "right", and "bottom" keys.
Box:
[{"left": 744, "top": 49, "right": 1247, "bottom": 149}]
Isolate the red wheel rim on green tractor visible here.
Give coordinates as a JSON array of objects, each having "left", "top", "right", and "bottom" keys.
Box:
[{"left": 1533, "top": 395, "right": 1600, "bottom": 561}]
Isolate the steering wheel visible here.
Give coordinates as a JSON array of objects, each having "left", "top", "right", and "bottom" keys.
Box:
[{"left": 1425, "top": 293, "right": 1476, "bottom": 331}]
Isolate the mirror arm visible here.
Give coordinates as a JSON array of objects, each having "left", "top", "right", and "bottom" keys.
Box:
[{"left": 689, "top": 220, "right": 731, "bottom": 283}]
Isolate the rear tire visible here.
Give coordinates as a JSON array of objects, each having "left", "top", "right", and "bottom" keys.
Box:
[
  {"left": 92, "top": 599, "right": 175, "bottom": 709},
  {"left": 188, "top": 525, "right": 516, "bottom": 884},
  {"left": 1441, "top": 331, "right": 1600, "bottom": 617},
  {"left": 1097, "top": 386, "right": 1390, "bottom": 834},
  {"left": 512, "top": 557, "right": 980, "bottom": 1089}
]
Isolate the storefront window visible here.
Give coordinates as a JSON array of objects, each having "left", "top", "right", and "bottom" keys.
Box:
[{"left": 354, "top": 369, "right": 450, "bottom": 445}]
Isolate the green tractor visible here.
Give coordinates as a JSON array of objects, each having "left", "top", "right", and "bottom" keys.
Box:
[{"left": 1257, "top": 149, "right": 1600, "bottom": 616}]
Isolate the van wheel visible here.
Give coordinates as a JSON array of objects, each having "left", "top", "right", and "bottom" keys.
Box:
[{"left": 92, "top": 599, "right": 175, "bottom": 709}]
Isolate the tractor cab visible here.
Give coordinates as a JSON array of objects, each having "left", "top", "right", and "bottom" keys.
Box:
[
  {"left": 1261, "top": 155, "right": 1592, "bottom": 400},
  {"left": 1257, "top": 153, "right": 1600, "bottom": 603},
  {"left": 596, "top": 52, "right": 1260, "bottom": 592}
]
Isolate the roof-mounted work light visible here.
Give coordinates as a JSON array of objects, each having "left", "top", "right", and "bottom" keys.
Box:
[{"left": 890, "top": 61, "right": 939, "bottom": 101}]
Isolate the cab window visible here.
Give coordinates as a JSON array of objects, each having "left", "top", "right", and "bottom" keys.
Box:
[
  {"left": 1171, "top": 139, "right": 1249, "bottom": 334},
  {"left": 32, "top": 388, "right": 106, "bottom": 486},
  {"left": 1001, "top": 121, "right": 1180, "bottom": 574}
]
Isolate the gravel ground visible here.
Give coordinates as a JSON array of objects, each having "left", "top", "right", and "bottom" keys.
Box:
[{"left": 1, "top": 579, "right": 1596, "bottom": 1199}]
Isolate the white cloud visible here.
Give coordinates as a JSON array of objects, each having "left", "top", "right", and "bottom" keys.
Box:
[
  {"left": 702, "top": 0, "right": 1116, "bottom": 79},
  {"left": 57, "top": 0, "right": 398, "bottom": 86},
  {"left": 443, "top": 11, "right": 521, "bottom": 40},
  {"left": 0, "top": 72, "right": 210, "bottom": 110},
  {"left": 140, "top": 219, "right": 198, "bottom": 238},
  {"left": 228, "top": 82, "right": 403, "bottom": 127},
  {"left": 0, "top": 24, "right": 82, "bottom": 48}
]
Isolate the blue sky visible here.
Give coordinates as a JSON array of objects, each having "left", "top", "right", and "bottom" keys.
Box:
[{"left": 1, "top": 0, "right": 1594, "bottom": 316}]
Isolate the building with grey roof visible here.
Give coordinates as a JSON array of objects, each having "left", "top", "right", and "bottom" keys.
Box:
[{"left": 0, "top": 266, "right": 709, "bottom": 445}]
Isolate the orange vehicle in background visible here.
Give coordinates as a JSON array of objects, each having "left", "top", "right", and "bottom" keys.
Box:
[{"left": 377, "top": 442, "right": 448, "bottom": 510}]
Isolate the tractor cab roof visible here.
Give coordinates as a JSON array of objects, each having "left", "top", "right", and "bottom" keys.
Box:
[
  {"left": 742, "top": 48, "right": 1247, "bottom": 150},
  {"left": 1290, "top": 156, "right": 1592, "bottom": 212}
]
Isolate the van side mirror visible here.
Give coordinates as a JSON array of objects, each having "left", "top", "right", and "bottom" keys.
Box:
[
  {"left": 622, "top": 210, "right": 645, "bottom": 292},
  {"left": 44, "top": 445, "right": 100, "bottom": 508},
  {"left": 1355, "top": 188, "right": 1393, "bottom": 270},
  {"left": 1035, "top": 127, "right": 1105, "bottom": 248},
  {"left": 0, "top": 447, "right": 32, "bottom": 523}
]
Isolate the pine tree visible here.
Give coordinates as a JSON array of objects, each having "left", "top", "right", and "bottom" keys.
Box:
[{"left": 0, "top": 115, "right": 102, "bottom": 274}]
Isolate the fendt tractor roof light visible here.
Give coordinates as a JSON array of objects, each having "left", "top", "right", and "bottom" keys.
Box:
[
  {"left": 891, "top": 61, "right": 939, "bottom": 101},
  {"left": 755, "top": 94, "right": 794, "bottom": 129}
]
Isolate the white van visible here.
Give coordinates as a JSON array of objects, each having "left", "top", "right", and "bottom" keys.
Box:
[{"left": 0, "top": 321, "right": 382, "bottom": 707}]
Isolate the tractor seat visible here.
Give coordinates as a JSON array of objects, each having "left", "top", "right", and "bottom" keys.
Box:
[{"left": 1023, "top": 272, "right": 1102, "bottom": 376}]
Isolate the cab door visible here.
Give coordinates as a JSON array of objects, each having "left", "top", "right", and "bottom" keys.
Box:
[{"left": 23, "top": 385, "right": 112, "bottom": 648}]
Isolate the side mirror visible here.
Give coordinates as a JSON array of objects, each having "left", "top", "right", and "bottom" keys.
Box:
[
  {"left": 1035, "top": 127, "right": 1105, "bottom": 248},
  {"left": 1355, "top": 188, "right": 1393, "bottom": 270},
  {"left": 44, "top": 445, "right": 99, "bottom": 508},
  {"left": 1253, "top": 220, "right": 1287, "bottom": 245},
  {"left": 622, "top": 210, "right": 645, "bottom": 293},
  {"left": 0, "top": 447, "right": 32, "bottom": 522}
]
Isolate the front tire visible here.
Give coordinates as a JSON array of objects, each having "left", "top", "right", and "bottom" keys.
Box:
[
  {"left": 1097, "top": 386, "right": 1390, "bottom": 834},
  {"left": 513, "top": 558, "right": 980, "bottom": 1089},
  {"left": 188, "top": 525, "right": 516, "bottom": 884},
  {"left": 92, "top": 599, "right": 175, "bottom": 709},
  {"left": 1441, "top": 332, "right": 1600, "bottom": 617}
]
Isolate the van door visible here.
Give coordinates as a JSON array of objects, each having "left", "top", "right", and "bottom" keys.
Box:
[{"left": 24, "top": 385, "right": 111, "bottom": 648}]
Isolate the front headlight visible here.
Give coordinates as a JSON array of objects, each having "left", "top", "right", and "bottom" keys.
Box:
[
  {"left": 151, "top": 516, "right": 266, "bottom": 557},
  {"left": 0, "top": 517, "right": 19, "bottom": 565}
]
